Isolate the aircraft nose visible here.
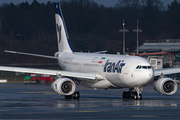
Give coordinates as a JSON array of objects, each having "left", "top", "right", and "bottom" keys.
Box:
[{"left": 142, "top": 69, "right": 154, "bottom": 86}]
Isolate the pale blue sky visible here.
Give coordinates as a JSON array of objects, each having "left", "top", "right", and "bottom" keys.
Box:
[{"left": 0, "top": 0, "right": 176, "bottom": 7}]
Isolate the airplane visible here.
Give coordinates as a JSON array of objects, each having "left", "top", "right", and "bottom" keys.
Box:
[{"left": 0, "top": 2, "right": 179, "bottom": 100}]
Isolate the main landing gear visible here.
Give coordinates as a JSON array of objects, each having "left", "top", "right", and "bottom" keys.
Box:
[
  {"left": 122, "top": 87, "right": 143, "bottom": 100},
  {"left": 64, "top": 92, "right": 80, "bottom": 99}
]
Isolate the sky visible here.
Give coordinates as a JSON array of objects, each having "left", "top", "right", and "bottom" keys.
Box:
[{"left": 0, "top": 0, "right": 176, "bottom": 7}]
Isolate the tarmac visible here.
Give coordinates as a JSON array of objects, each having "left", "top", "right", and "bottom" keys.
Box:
[{"left": 0, "top": 83, "right": 180, "bottom": 119}]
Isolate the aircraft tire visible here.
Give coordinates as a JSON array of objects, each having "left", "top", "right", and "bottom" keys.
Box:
[
  {"left": 139, "top": 94, "right": 142, "bottom": 100},
  {"left": 122, "top": 92, "right": 130, "bottom": 99},
  {"left": 130, "top": 92, "right": 137, "bottom": 100},
  {"left": 64, "top": 95, "right": 72, "bottom": 99},
  {"left": 131, "top": 93, "right": 142, "bottom": 100},
  {"left": 72, "top": 92, "right": 80, "bottom": 99}
]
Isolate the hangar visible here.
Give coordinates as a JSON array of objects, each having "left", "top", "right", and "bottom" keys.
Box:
[{"left": 132, "top": 39, "right": 180, "bottom": 68}]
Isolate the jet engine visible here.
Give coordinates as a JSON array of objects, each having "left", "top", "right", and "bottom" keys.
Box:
[
  {"left": 51, "top": 78, "right": 76, "bottom": 96},
  {"left": 153, "top": 78, "right": 177, "bottom": 95}
]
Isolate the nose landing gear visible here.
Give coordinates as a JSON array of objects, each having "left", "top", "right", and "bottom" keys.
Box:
[{"left": 122, "top": 87, "right": 143, "bottom": 100}]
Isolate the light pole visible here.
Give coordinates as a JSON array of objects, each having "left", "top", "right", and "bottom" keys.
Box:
[
  {"left": 133, "top": 20, "right": 142, "bottom": 56},
  {"left": 119, "top": 20, "right": 129, "bottom": 55}
]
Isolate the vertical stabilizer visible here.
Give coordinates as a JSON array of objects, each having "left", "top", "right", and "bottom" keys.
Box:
[{"left": 55, "top": 3, "right": 74, "bottom": 53}]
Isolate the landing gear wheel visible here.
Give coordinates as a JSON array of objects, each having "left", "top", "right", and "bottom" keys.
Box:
[
  {"left": 64, "top": 95, "right": 72, "bottom": 99},
  {"left": 122, "top": 92, "right": 126, "bottom": 99},
  {"left": 139, "top": 94, "right": 142, "bottom": 100},
  {"left": 64, "top": 92, "right": 80, "bottom": 100},
  {"left": 134, "top": 95, "right": 137, "bottom": 100},
  {"left": 130, "top": 92, "right": 137, "bottom": 100},
  {"left": 72, "top": 92, "right": 80, "bottom": 99},
  {"left": 122, "top": 91, "right": 130, "bottom": 99},
  {"left": 122, "top": 87, "right": 143, "bottom": 100}
]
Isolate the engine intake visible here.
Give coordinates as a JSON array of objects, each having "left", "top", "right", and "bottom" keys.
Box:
[
  {"left": 51, "top": 78, "right": 76, "bottom": 96},
  {"left": 61, "top": 81, "right": 73, "bottom": 93},
  {"left": 154, "top": 78, "right": 178, "bottom": 95}
]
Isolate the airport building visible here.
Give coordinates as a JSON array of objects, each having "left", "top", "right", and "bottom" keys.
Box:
[{"left": 132, "top": 39, "right": 180, "bottom": 68}]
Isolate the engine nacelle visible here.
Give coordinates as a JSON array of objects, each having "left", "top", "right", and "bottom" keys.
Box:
[
  {"left": 51, "top": 78, "right": 76, "bottom": 96},
  {"left": 153, "top": 78, "right": 178, "bottom": 95}
]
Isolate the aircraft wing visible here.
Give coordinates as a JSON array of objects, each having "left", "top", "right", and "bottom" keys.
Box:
[
  {"left": 154, "top": 67, "right": 180, "bottom": 76},
  {"left": 0, "top": 66, "right": 104, "bottom": 80}
]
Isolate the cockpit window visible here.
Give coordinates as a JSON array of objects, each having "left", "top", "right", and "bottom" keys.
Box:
[
  {"left": 136, "top": 65, "right": 141, "bottom": 69},
  {"left": 142, "top": 66, "right": 147, "bottom": 69},
  {"left": 136, "top": 65, "right": 152, "bottom": 69},
  {"left": 148, "top": 66, "right": 152, "bottom": 69},
  {"left": 136, "top": 65, "right": 140, "bottom": 69}
]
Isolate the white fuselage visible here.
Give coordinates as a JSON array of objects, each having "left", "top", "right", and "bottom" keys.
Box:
[{"left": 57, "top": 52, "right": 154, "bottom": 89}]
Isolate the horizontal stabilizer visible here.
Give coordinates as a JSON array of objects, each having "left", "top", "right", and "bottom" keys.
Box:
[
  {"left": 4, "top": 50, "right": 57, "bottom": 59},
  {"left": 93, "top": 50, "right": 107, "bottom": 54}
]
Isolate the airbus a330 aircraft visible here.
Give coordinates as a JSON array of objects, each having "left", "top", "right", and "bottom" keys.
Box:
[{"left": 0, "top": 3, "right": 179, "bottom": 100}]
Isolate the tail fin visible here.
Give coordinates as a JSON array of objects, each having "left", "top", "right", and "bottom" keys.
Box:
[{"left": 55, "top": 3, "right": 74, "bottom": 53}]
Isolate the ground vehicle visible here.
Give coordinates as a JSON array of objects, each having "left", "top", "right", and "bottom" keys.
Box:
[
  {"left": 24, "top": 76, "right": 31, "bottom": 85},
  {"left": 31, "top": 76, "right": 54, "bottom": 85},
  {"left": 24, "top": 76, "right": 54, "bottom": 85}
]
